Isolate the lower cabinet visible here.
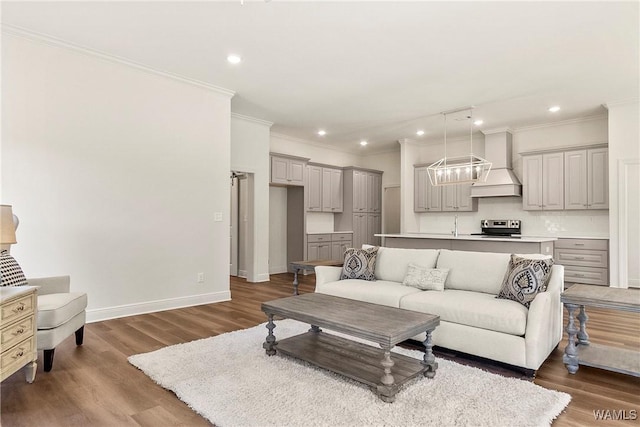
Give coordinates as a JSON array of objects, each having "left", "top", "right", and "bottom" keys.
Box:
[
  {"left": 554, "top": 238, "right": 609, "bottom": 286},
  {"left": 352, "top": 213, "right": 380, "bottom": 249},
  {"left": 307, "top": 233, "right": 353, "bottom": 261}
]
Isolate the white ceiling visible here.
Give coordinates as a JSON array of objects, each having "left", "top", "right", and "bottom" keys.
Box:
[{"left": 2, "top": 1, "right": 638, "bottom": 153}]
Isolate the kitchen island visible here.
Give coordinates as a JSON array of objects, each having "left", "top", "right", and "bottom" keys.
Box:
[{"left": 377, "top": 233, "right": 556, "bottom": 255}]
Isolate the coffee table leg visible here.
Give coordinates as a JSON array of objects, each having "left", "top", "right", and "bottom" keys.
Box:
[
  {"left": 308, "top": 325, "right": 322, "bottom": 333},
  {"left": 577, "top": 305, "right": 590, "bottom": 345},
  {"left": 563, "top": 303, "right": 580, "bottom": 374},
  {"left": 292, "top": 268, "right": 300, "bottom": 296},
  {"left": 263, "top": 314, "right": 277, "bottom": 356},
  {"left": 422, "top": 328, "right": 438, "bottom": 378},
  {"left": 376, "top": 346, "right": 397, "bottom": 403}
]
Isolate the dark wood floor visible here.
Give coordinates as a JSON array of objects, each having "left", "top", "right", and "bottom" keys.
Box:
[{"left": 1, "top": 273, "right": 639, "bottom": 426}]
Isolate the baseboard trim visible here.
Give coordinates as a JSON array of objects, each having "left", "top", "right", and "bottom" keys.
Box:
[
  {"left": 269, "top": 265, "right": 288, "bottom": 274},
  {"left": 255, "top": 273, "right": 270, "bottom": 283},
  {"left": 86, "top": 290, "right": 232, "bottom": 323}
]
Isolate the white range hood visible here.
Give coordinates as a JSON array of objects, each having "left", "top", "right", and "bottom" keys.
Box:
[{"left": 471, "top": 129, "right": 522, "bottom": 198}]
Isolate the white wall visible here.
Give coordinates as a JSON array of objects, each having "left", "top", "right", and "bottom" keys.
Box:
[
  {"left": 607, "top": 101, "right": 640, "bottom": 288},
  {"left": 1, "top": 33, "right": 233, "bottom": 321},
  {"left": 231, "top": 114, "right": 272, "bottom": 282},
  {"left": 405, "top": 117, "right": 611, "bottom": 237}
]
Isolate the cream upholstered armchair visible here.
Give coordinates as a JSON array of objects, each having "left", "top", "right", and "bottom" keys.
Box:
[
  {"left": 27, "top": 276, "right": 87, "bottom": 371},
  {"left": 0, "top": 205, "right": 87, "bottom": 372}
]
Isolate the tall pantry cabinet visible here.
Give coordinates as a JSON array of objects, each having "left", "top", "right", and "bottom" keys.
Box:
[{"left": 335, "top": 167, "right": 383, "bottom": 249}]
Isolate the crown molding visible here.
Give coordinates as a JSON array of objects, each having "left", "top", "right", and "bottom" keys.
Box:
[
  {"left": 603, "top": 98, "right": 640, "bottom": 109},
  {"left": 512, "top": 114, "right": 607, "bottom": 133},
  {"left": 481, "top": 127, "right": 513, "bottom": 136},
  {"left": 270, "top": 132, "right": 358, "bottom": 155},
  {"left": 1, "top": 24, "right": 235, "bottom": 98},
  {"left": 231, "top": 112, "right": 273, "bottom": 127}
]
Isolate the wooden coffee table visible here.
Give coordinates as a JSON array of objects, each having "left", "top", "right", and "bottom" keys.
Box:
[
  {"left": 561, "top": 284, "right": 640, "bottom": 376},
  {"left": 261, "top": 293, "right": 440, "bottom": 403}
]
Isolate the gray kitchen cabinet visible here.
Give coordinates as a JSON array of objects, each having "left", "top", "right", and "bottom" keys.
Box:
[
  {"left": 270, "top": 153, "right": 307, "bottom": 186},
  {"left": 322, "top": 167, "right": 343, "bottom": 212},
  {"left": 522, "top": 152, "right": 564, "bottom": 210},
  {"left": 307, "top": 165, "right": 323, "bottom": 211},
  {"left": 554, "top": 238, "right": 609, "bottom": 286},
  {"left": 564, "top": 148, "right": 608, "bottom": 210},
  {"left": 330, "top": 233, "right": 353, "bottom": 261},
  {"left": 335, "top": 167, "right": 383, "bottom": 249},
  {"left": 415, "top": 165, "right": 471, "bottom": 212},
  {"left": 443, "top": 183, "right": 476, "bottom": 212},
  {"left": 307, "top": 234, "right": 332, "bottom": 261}
]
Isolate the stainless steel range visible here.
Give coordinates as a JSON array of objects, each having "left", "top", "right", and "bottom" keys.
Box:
[{"left": 472, "top": 219, "right": 522, "bottom": 238}]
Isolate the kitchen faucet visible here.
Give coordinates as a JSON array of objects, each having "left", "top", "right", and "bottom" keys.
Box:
[{"left": 452, "top": 215, "right": 458, "bottom": 237}]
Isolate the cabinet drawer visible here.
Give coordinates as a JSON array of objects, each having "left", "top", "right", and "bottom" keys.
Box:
[
  {"left": 331, "top": 233, "right": 353, "bottom": 242},
  {"left": 307, "top": 234, "right": 332, "bottom": 243},
  {"left": 1, "top": 316, "right": 34, "bottom": 351},
  {"left": 1, "top": 335, "right": 35, "bottom": 375},
  {"left": 1, "top": 293, "right": 35, "bottom": 325},
  {"left": 554, "top": 238, "right": 608, "bottom": 250},
  {"left": 564, "top": 266, "right": 608, "bottom": 286},
  {"left": 554, "top": 249, "right": 607, "bottom": 268}
]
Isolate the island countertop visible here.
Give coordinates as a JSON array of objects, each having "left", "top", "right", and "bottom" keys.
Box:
[
  {"left": 375, "top": 233, "right": 556, "bottom": 254},
  {"left": 376, "top": 233, "right": 557, "bottom": 243}
]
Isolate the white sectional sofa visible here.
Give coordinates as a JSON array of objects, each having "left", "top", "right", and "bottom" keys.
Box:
[{"left": 315, "top": 247, "right": 564, "bottom": 372}]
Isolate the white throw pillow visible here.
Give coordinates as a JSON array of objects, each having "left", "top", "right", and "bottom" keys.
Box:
[{"left": 402, "top": 262, "right": 449, "bottom": 291}]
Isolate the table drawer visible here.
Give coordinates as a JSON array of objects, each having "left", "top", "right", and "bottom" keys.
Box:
[
  {"left": 1, "top": 316, "right": 34, "bottom": 351},
  {"left": 307, "top": 234, "right": 332, "bottom": 243},
  {"left": 331, "top": 233, "right": 353, "bottom": 242},
  {"left": 1, "top": 335, "right": 35, "bottom": 376},
  {"left": 0, "top": 293, "right": 35, "bottom": 325},
  {"left": 555, "top": 238, "right": 608, "bottom": 250},
  {"left": 564, "top": 266, "right": 608, "bottom": 286},
  {"left": 555, "top": 249, "right": 607, "bottom": 268}
]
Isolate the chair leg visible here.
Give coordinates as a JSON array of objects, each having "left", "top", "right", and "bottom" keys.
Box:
[
  {"left": 75, "top": 326, "right": 84, "bottom": 346},
  {"left": 44, "top": 349, "right": 55, "bottom": 372}
]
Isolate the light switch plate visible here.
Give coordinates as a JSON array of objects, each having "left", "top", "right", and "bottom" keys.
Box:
[{"left": 214, "top": 212, "right": 223, "bottom": 222}]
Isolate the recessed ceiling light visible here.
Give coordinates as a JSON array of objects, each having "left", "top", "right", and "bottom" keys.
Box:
[
  {"left": 474, "top": 120, "right": 484, "bottom": 126},
  {"left": 317, "top": 130, "right": 326, "bottom": 136},
  {"left": 416, "top": 130, "right": 425, "bottom": 136},
  {"left": 360, "top": 140, "right": 368, "bottom": 146},
  {"left": 227, "top": 55, "right": 242, "bottom": 64},
  {"left": 548, "top": 106, "right": 560, "bottom": 113}
]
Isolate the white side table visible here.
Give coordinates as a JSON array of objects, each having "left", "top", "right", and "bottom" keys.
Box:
[{"left": 1, "top": 286, "right": 38, "bottom": 383}]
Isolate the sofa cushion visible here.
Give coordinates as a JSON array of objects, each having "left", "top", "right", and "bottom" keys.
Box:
[
  {"left": 436, "top": 249, "right": 511, "bottom": 294},
  {"left": 402, "top": 263, "right": 449, "bottom": 291},
  {"left": 497, "top": 254, "right": 555, "bottom": 307},
  {"left": 400, "top": 289, "right": 528, "bottom": 336},
  {"left": 340, "top": 247, "right": 379, "bottom": 281},
  {"left": 373, "top": 247, "right": 440, "bottom": 283},
  {"left": 38, "top": 292, "right": 88, "bottom": 329},
  {"left": 316, "top": 279, "right": 421, "bottom": 308}
]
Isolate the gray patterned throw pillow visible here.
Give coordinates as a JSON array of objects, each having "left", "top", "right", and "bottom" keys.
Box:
[
  {"left": 402, "top": 263, "right": 449, "bottom": 291},
  {"left": 497, "top": 254, "right": 554, "bottom": 307},
  {"left": 340, "top": 246, "right": 379, "bottom": 281}
]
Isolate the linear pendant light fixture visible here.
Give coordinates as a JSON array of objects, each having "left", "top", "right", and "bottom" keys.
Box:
[{"left": 427, "top": 106, "right": 492, "bottom": 186}]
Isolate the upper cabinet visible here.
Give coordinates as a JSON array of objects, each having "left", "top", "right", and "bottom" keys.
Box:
[
  {"left": 414, "top": 165, "right": 474, "bottom": 212},
  {"left": 564, "top": 148, "right": 608, "bottom": 210},
  {"left": 322, "top": 167, "right": 343, "bottom": 212},
  {"left": 351, "top": 169, "right": 381, "bottom": 213},
  {"left": 307, "top": 164, "right": 343, "bottom": 212},
  {"left": 522, "top": 153, "right": 564, "bottom": 211},
  {"left": 270, "top": 153, "right": 307, "bottom": 186},
  {"left": 522, "top": 144, "right": 608, "bottom": 211}
]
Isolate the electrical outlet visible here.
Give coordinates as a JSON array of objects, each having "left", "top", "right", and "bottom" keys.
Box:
[
  {"left": 214, "top": 212, "right": 223, "bottom": 222},
  {"left": 197, "top": 273, "right": 205, "bottom": 283}
]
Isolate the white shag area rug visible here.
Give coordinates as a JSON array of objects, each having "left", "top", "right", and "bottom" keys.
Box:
[{"left": 128, "top": 319, "right": 570, "bottom": 427}]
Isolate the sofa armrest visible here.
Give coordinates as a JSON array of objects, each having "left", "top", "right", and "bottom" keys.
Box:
[
  {"left": 314, "top": 266, "right": 342, "bottom": 291},
  {"left": 27, "top": 276, "right": 71, "bottom": 295},
  {"left": 524, "top": 265, "right": 564, "bottom": 369}
]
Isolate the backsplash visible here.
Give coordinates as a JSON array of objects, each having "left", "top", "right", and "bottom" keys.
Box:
[
  {"left": 306, "top": 212, "right": 335, "bottom": 233},
  {"left": 417, "top": 197, "right": 609, "bottom": 238}
]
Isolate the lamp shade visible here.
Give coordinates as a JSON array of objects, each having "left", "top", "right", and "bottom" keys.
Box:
[{"left": 1, "top": 205, "right": 17, "bottom": 244}]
